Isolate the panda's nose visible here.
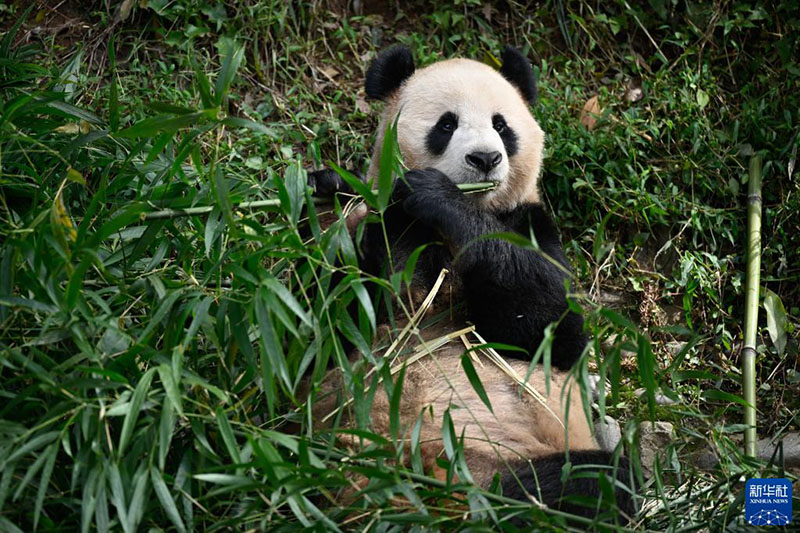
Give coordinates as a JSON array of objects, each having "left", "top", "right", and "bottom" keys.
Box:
[{"left": 465, "top": 151, "right": 502, "bottom": 173}]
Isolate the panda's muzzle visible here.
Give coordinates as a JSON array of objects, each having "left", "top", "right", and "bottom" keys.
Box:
[{"left": 465, "top": 151, "right": 502, "bottom": 174}]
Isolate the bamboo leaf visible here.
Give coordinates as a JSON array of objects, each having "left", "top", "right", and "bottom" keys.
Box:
[
  {"left": 0, "top": 463, "right": 15, "bottom": 513},
  {"left": 6, "top": 431, "right": 58, "bottom": 464},
  {"left": 281, "top": 162, "right": 306, "bottom": 227},
  {"left": 145, "top": 132, "right": 174, "bottom": 164},
  {"left": 403, "top": 244, "right": 430, "bottom": 286},
  {"left": 329, "top": 162, "right": 377, "bottom": 206},
  {"left": 116, "top": 112, "right": 209, "bottom": 138},
  {"left": 350, "top": 279, "right": 375, "bottom": 334},
  {"left": 193, "top": 473, "right": 252, "bottom": 486},
  {"left": 441, "top": 409, "right": 458, "bottom": 461},
  {"left": 213, "top": 165, "right": 236, "bottom": 231},
  {"left": 147, "top": 102, "right": 198, "bottom": 115},
  {"left": 118, "top": 367, "right": 156, "bottom": 456},
  {"left": 159, "top": 397, "right": 176, "bottom": 471},
  {"left": 126, "top": 467, "right": 149, "bottom": 532},
  {"left": 107, "top": 463, "right": 129, "bottom": 533},
  {"left": 108, "top": 33, "right": 119, "bottom": 132},
  {"left": 214, "top": 37, "right": 245, "bottom": 105},
  {"left": 389, "top": 363, "right": 407, "bottom": 443},
  {"left": 157, "top": 364, "right": 183, "bottom": 416},
  {"left": 0, "top": 296, "right": 57, "bottom": 314},
  {"left": 637, "top": 335, "right": 657, "bottom": 420},
  {"left": 702, "top": 389, "right": 754, "bottom": 408},
  {"left": 33, "top": 442, "right": 58, "bottom": 531},
  {"left": 377, "top": 114, "right": 400, "bottom": 211},
  {"left": 47, "top": 100, "right": 103, "bottom": 125},
  {"left": 255, "top": 289, "right": 291, "bottom": 390},
  {"left": 89, "top": 202, "right": 148, "bottom": 246},
  {"left": 191, "top": 55, "right": 214, "bottom": 108},
  {"left": 764, "top": 289, "right": 788, "bottom": 356},
  {"left": 221, "top": 116, "right": 277, "bottom": 137},
  {"left": 0, "top": 518, "right": 24, "bottom": 533},
  {"left": 138, "top": 289, "right": 184, "bottom": 343},
  {"left": 95, "top": 481, "right": 109, "bottom": 533},
  {"left": 0, "top": 4, "right": 33, "bottom": 58},
  {"left": 150, "top": 466, "right": 187, "bottom": 533},
  {"left": 460, "top": 353, "right": 493, "bottom": 414},
  {"left": 81, "top": 466, "right": 99, "bottom": 533},
  {"left": 263, "top": 275, "right": 312, "bottom": 328},
  {"left": 215, "top": 407, "right": 242, "bottom": 465},
  {"left": 12, "top": 442, "right": 49, "bottom": 501}
]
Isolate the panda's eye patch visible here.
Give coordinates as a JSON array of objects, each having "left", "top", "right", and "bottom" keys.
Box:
[
  {"left": 492, "top": 113, "right": 518, "bottom": 157},
  {"left": 426, "top": 112, "right": 458, "bottom": 156},
  {"left": 436, "top": 112, "right": 458, "bottom": 132}
]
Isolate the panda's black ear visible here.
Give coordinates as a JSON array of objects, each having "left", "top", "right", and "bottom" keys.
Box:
[
  {"left": 365, "top": 45, "right": 415, "bottom": 100},
  {"left": 499, "top": 46, "right": 538, "bottom": 104}
]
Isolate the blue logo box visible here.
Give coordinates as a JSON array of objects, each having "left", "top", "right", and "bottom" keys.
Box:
[{"left": 746, "top": 478, "right": 792, "bottom": 526}]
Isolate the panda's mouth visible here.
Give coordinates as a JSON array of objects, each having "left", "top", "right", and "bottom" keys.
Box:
[{"left": 457, "top": 167, "right": 505, "bottom": 185}]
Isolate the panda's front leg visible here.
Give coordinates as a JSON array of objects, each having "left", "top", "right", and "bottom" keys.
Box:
[
  {"left": 396, "top": 168, "right": 475, "bottom": 236},
  {"left": 307, "top": 167, "right": 362, "bottom": 197},
  {"left": 398, "top": 168, "right": 586, "bottom": 370}
]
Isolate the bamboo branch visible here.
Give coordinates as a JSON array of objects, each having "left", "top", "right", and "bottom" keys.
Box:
[
  {"left": 140, "top": 181, "right": 497, "bottom": 220},
  {"left": 742, "top": 154, "right": 762, "bottom": 458}
]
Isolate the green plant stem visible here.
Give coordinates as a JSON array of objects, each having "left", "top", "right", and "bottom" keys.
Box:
[
  {"left": 742, "top": 154, "right": 762, "bottom": 458},
  {"left": 141, "top": 181, "right": 497, "bottom": 220}
]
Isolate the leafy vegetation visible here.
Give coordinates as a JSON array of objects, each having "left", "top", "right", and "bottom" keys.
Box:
[{"left": 1, "top": 0, "right": 798, "bottom": 530}]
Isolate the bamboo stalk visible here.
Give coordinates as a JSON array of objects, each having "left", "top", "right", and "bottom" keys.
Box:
[
  {"left": 141, "top": 181, "right": 497, "bottom": 220},
  {"left": 742, "top": 154, "right": 762, "bottom": 458}
]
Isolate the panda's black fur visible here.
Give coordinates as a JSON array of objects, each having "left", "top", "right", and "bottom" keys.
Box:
[
  {"left": 356, "top": 167, "right": 588, "bottom": 372},
  {"left": 308, "top": 46, "right": 635, "bottom": 523}
]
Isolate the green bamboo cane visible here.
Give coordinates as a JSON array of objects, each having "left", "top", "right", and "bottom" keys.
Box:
[
  {"left": 742, "top": 154, "right": 762, "bottom": 458},
  {"left": 141, "top": 181, "right": 497, "bottom": 220}
]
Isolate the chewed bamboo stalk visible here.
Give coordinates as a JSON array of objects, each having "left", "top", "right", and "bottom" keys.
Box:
[
  {"left": 742, "top": 155, "right": 762, "bottom": 457},
  {"left": 382, "top": 267, "right": 450, "bottom": 366},
  {"left": 141, "top": 181, "right": 497, "bottom": 220}
]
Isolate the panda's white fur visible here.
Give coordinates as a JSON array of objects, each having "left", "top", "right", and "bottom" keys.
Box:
[
  {"left": 312, "top": 325, "right": 596, "bottom": 488},
  {"left": 309, "top": 46, "right": 634, "bottom": 522}
]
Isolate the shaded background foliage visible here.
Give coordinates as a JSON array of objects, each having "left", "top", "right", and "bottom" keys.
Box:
[{"left": 0, "top": 0, "right": 798, "bottom": 530}]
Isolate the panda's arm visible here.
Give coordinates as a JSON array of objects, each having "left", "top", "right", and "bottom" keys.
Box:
[
  {"left": 307, "top": 168, "right": 361, "bottom": 197},
  {"left": 457, "top": 204, "right": 587, "bottom": 370},
  {"left": 400, "top": 169, "right": 586, "bottom": 370}
]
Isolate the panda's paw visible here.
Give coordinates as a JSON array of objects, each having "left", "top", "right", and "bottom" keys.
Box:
[
  {"left": 399, "top": 168, "right": 464, "bottom": 222},
  {"left": 307, "top": 168, "right": 358, "bottom": 197}
]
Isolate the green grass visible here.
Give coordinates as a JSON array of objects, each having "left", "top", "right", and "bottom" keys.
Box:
[{"left": 1, "top": 0, "right": 799, "bottom": 530}]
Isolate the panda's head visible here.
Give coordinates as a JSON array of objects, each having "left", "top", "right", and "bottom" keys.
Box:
[{"left": 365, "top": 46, "right": 545, "bottom": 210}]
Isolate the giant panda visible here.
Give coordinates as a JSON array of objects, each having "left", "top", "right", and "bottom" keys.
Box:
[{"left": 307, "top": 45, "right": 635, "bottom": 523}]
